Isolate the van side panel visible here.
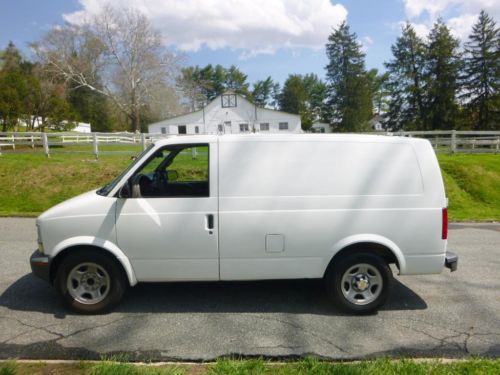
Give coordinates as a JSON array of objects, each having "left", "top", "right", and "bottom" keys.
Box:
[{"left": 218, "top": 137, "right": 446, "bottom": 280}]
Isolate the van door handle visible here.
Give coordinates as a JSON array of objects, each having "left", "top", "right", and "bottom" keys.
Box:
[{"left": 206, "top": 214, "right": 214, "bottom": 234}]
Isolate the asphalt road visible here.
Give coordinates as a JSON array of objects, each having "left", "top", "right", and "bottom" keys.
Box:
[{"left": 0, "top": 218, "right": 498, "bottom": 361}]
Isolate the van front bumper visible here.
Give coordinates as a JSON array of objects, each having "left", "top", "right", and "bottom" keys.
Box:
[
  {"left": 30, "top": 250, "right": 51, "bottom": 283},
  {"left": 445, "top": 251, "right": 458, "bottom": 272}
]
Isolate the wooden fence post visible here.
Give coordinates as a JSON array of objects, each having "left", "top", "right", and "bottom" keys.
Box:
[
  {"left": 93, "top": 133, "right": 99, "bottom": 159},
  {"left": 11, "top": 134, "right": 15, "bottom": 150},
  {"left": 451, "top": 130, "right": 457, "bottom": 154},
  {"left": 42, "top": 133, "right": 50, "bottom": 157},
  {"left": 31, "top": 135, "right": 35, "bottom": 149},
  {"left": 141, "top": 133, "right": 146, "bottom": 151}
]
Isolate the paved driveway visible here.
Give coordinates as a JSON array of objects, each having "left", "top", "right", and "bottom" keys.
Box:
[{"left": 0, "top": 218, "right": 498, "bottom": 360}]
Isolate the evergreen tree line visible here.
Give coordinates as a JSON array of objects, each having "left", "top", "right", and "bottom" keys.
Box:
[
  {"left": 385, "top": 12, "right": 499, "bottom": 131},
  {"left": 178, "top": 11, "right": 499, "bottom": 132},
  {"left": 1, "top": 9, "right": 498, "bottom": 132}
]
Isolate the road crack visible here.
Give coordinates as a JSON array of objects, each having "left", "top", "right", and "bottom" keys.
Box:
[{"left": 253, "top": 316, "right": 349, "bottom": 354}]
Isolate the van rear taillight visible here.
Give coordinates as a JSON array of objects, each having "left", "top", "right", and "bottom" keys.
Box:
[{"left": 442, "top": 208, "right": 448, "bottom": 240}]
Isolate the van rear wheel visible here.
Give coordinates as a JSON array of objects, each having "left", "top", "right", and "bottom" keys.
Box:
[
  {"left": 55, "top": 251, "right": 127, "bottom": 314},
  {"left": 325, "top": 252, "right": 393, "bottom": 314}
]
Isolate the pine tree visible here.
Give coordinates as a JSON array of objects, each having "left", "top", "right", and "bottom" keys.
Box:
[
  {"left": 425, "top": 19, "right": 461, "bottom": 130},
  {"left": 279, "top": 74, "right": 308, "bottom": 115},
  {"left": 0, "top": 42, "right": 31, "bottom": 131},
  {"left": 384, "top": 23, "right": 426, "bottom": 130},
  {"left": 177, "top": 64, "right": 250, "bottom": 110},
  {"left": 325, "top": 21, "right": 372, "bottom": 132},
  {"left": 252, "top": 76, "right": 275, "bottom": 107},
  {"left": 68, "top": 85, "right": 114, "bottom": 132},
  {"left": 279, "top": 74, "right": 327, "bottom": 130},
  {"left": 461, "top": 10, "right": 500, "bottom": 130}
]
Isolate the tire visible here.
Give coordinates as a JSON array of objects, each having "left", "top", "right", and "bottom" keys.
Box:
[
  {"left": 54, "top": 250, "right": 127, "bottom": 314},
  {"left": 325, "top": 252, "right": 393, "bottom": 314}
]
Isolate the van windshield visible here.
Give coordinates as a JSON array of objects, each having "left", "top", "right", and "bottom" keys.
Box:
[{"left": 96, "top": 144, "right": 154, "bottom": 196}]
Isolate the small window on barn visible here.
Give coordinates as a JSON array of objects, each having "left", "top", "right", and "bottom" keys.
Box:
[
  {"left": 178, "top": 125, "right": 187, "bottom": 134},
  {"left": 279, "top": 122, "right": 289, "bottom": 130},
  {"left": 239, "top": 123, "right": 249, "bottom": 132},
  {"left": 218, "top": 124, "right": 224, "bottom": 133},
  {"left": 161, "top": 127, "right": 167, "bottom": 134},
  {"left": 195, "top": 126, "right": 200, "bottom": 134},
  {"left": 260, "top": 123, "right": 269, "bottom": 131},
  {"left": 221, "top": 94, "right": 237, "bottom": 108}
]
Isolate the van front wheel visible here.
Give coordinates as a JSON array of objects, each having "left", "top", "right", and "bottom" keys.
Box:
[
  {"left": 55, "top": 251, "right": 126, "bottom": 314},
  {"left": 325, "top": 253, "right": 393, "bottom": 314}
]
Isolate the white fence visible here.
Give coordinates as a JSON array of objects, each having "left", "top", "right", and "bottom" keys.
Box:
[
  {"left": 0, "top": 132, "right": 171, "bottom": 157},
  {"left": 0, "top": 130, "right": 499, "bottom": 157},
  {"left": 388, "top": 130, "right": 500, "bottom": 153}
]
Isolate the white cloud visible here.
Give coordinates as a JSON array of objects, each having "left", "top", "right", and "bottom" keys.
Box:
[
  {"left": 360, "top": 36, "right": 374, "bottom": 53},
  {"left": 402, "top": 0, "right": 500, "bottom": 41},
  {"left": 64, "top": 0, "right": 347, "bottom": 57}
]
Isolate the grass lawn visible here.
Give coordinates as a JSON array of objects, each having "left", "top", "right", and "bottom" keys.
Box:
[
  {"left": 0, "top": 148, "right": 498, "bottom": 221},
  {"left": 438, "top": 154, "right": 500, "bottom": 221},
  {"left": 0, "top": 358, "right": 499, "bottom": 375}
]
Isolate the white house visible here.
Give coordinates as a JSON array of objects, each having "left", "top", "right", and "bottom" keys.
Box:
[
  {"left": 148, "top": 91, "right": 302, "bottom": 135},
  {"left": 369, "top": 115, "right": 384, "bottom": 132},
  {"left": 70, "top": 122, "right": 91, "bottom": 133},
  {"left": 16, "top": 117, "right": 91, "bottom": 133},
  {"left": 310, "top": 121, "right": 332, "bottom": 133}
]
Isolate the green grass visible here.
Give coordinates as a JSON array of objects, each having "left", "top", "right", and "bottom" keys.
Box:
[
  {"left": 437, "top": 154, "right": 500, "bottom": 221},
  {"left": 1, "top": 358, "right": 499, "bottom": 375},
  {"left": 0, "top": 152, "right": 132, "bottom": 216},
  {"left": 0, "top": 149, "right": 498, "bottom": 221}
]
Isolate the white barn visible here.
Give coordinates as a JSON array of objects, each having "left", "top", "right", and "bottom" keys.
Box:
[{"left": 148, "top": 91, "right": 302, "bottom": 135}]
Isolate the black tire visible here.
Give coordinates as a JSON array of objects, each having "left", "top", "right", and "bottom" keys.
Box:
[
  {"left": 325, "top": 252, "right": 393, "bottom": 314},
  {"left": 54, "top": 250, "right": 127, "bottom": 314}
]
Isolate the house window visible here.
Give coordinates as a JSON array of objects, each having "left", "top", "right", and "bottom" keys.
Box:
[
  {"left": 161, "top": 127, "right": 166, "bottom": 134},
  {"left": 260, "top": 123, "right": 269, "bottom": 131},
  {"left": 279, "top": 122, "right": 289, "bottom": 130},
  {"left": 178, "top": 125, "right": 187, "bottom": 134},
  {"left": 239, "top": 123, "right": 249, "bottom": 132},
  {"left": 195, "top": 126, "right": 199, "bottom": 134},
  {"left": 221, "top": 94, "right": 237, "bottom": 108}
]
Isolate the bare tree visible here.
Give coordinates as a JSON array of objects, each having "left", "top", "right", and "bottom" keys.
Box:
[{"left": 32, "top": 5, "right": 181, "bottom": 131}]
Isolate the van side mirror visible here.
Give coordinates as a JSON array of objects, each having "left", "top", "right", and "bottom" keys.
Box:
[
  {"left": 167, "top": 170, "right": 179, "bottom": 182},
  {"left": 119, "top": 183, "right": 131, "bottom": 198}
]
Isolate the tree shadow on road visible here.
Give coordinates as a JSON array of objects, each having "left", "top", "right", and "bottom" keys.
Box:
[{"left": 0, "top": 273, "right": 426, "bottom": 316}]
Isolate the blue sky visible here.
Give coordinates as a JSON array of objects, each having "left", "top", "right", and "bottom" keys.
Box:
[{"left": 1, "top": 0, "right": 498, "bottom": 85}]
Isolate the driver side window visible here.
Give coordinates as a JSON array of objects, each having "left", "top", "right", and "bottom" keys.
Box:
[{"left": 130, "top": 144, "right": 209, "bottom": 198}]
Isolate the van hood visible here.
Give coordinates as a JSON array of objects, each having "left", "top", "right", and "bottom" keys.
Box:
[{"left": 37, "top": 190, "right": 110, "bottom": 222}]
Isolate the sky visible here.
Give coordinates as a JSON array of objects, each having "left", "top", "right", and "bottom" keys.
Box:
[{"left": 1, "top": 0, "right": 499, "bottom": 85}]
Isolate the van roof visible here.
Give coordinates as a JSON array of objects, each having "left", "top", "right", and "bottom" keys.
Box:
[{"left": 152, "top": 133, "right": 427, "bottom": 147}]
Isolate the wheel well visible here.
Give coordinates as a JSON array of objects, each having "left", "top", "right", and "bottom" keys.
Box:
[
  {"left": 49, "top": 245, "right": 130, "bottom": 286},
  {"left": 324, "top": 242, "right": 399, "bottom": 277}
]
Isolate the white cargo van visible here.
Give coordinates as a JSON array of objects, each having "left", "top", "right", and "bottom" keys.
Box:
[{"left": 30, "top": 134, "right": 457, "bottom": 314}]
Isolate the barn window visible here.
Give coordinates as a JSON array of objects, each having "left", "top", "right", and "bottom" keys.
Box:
[
  {"left": 260, "top": 123, "right": 269, "bottom": 131},
  {"left": 279, "top": 122, "right": 289, "bottom": 130},
  {"left": 221, "top": 94, "right": 237, "bottom": 108},
  {"left": 195, "top": 126, "right": 200, "bottom": 134},
  {"left": 178, "top": 125, "right": 187, "bottom": 134},
  {"left": 161, "top": 127, "right": 166, "bottom": 134},
  {"left": 239, "top": 123, "right": 249, "bottom": 132}
]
